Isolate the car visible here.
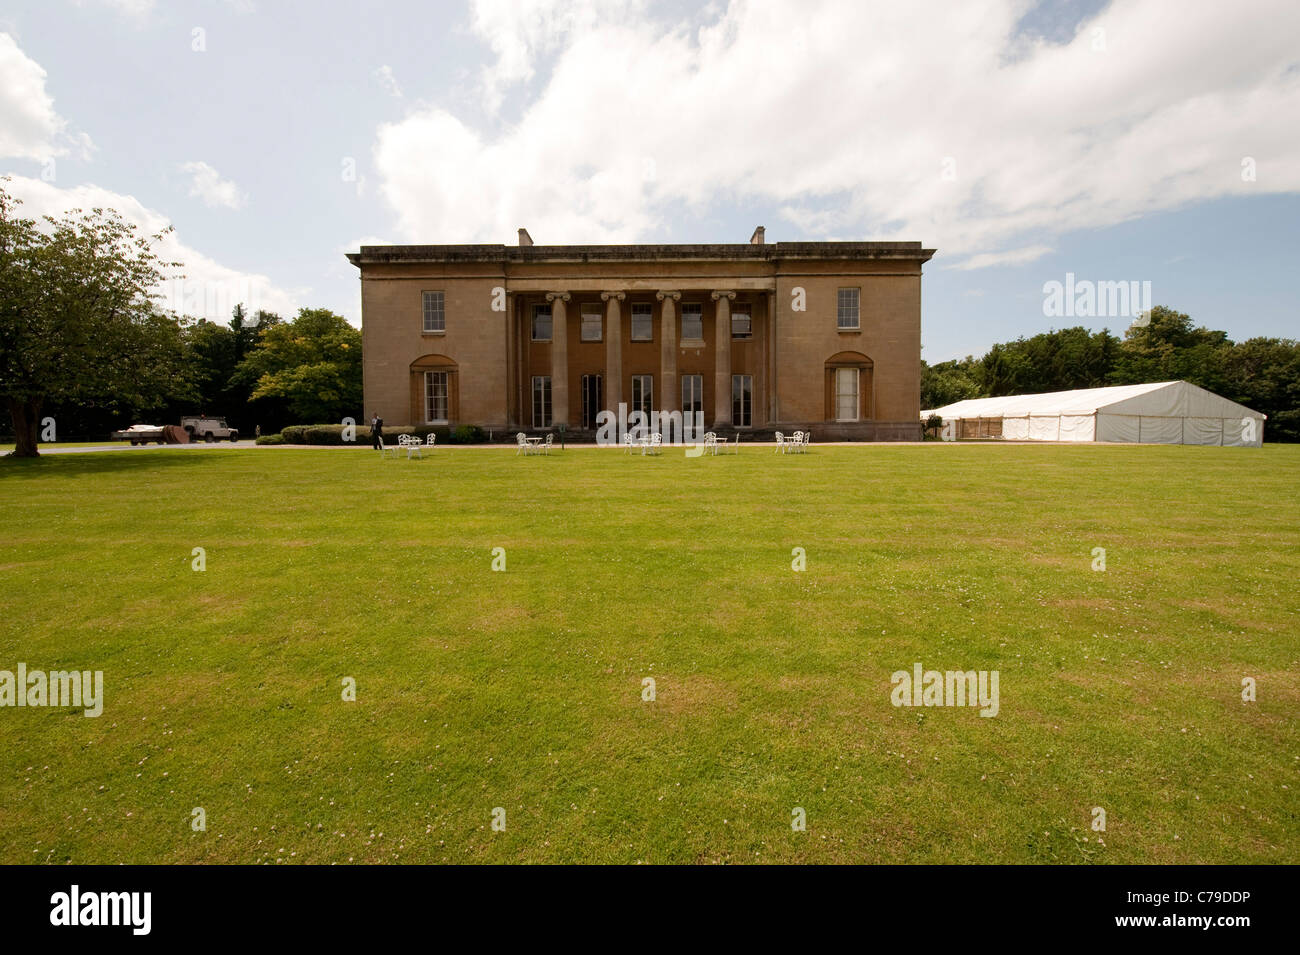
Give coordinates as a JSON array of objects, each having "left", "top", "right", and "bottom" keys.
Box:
[{"left": 180, "top": 415, "right": 239, "bottom": 442}]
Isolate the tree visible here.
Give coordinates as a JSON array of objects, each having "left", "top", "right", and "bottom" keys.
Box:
[
  {"left": 0, "top": 182, "right": 190, "bottom": 457},
  {"left": 921, "top": 356, "right": 983, "bottom": 409},
  {"left": 235, "top": 308, "right": 361, "bottom": 424}
]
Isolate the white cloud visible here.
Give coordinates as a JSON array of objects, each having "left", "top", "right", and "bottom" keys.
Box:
[
  {"left": 0, "top": 32, "right": 92, "bottom": 161},
  {"left": 373, "top": 65, "right": 403, "bottom": 98},
  {"left": 3, "top": 175, "right": 304, "bottom": 321},
  {"left": 179, "top": 160, "right": 246, "bottom": 210},
  {"left": 82, "top": 0, "right": 156, "bottom": 20},
  {"left": 372, "top": 0, "right": 1300, "bottom": 266},
  {"left": 947, "top": 245, "right": 1055, "bottom": 271}
]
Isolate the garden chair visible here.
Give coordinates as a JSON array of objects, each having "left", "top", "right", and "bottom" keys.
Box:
[
  {"left": 543, "top": 433, "right": 554, "bottom": 455},
  {"left": 774, "top": 432, "right": 785, "bottom": 453},
  {"left": 424, "top": 433, "right": 437, "bottom": 451},
  {"left": 377, "top": 435, "right": 396, "bottom": 459},
  {"left": 516, "top": 432, "right": 530, "bottom": 455}
]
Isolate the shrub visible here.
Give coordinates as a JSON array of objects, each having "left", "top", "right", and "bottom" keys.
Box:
[
  {"left": 254, "top": 433, "right": 285, "bottom": 445},
  {"left": 450, "top": 424, "right": 486, "bottom": 444}
]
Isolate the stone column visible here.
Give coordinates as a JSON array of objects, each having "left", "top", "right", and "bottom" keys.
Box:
[
  {"left": 546, "top": 291, "right": 570, "bottom": 427},
  {"left": 656, "top": 291, "right": 680, "bottom": 422},
  {"left": 602, "top": 291, "right": 625, "bottom": 417},
  {"left": 712, "top": 290, "right": 736, "bottom": 428}
]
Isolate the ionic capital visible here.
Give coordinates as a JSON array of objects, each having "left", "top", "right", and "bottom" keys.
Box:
[
  {"left": 545, "top": 291, "right": 571, "bottom": 303},
  {"left": 711, "top": 290, "right": 736, "bottom": 301},
  {"left": 600, "top": 291, "right": 626, "bottom": 302},
  {"left": 655, "top": 290, "right": 681, "bottom": 302}
]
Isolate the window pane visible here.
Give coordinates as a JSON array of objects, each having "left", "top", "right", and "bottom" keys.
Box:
[
  {"left": 631, "top": 375, "right": 653, "bottom": 418},
  {"left": 425, "top": 371, "right": 448, "bottom": 422},
  {"left": 681, "top": 304, "right": 703, "bottom": 340},
  {"left": 532, "top": 304, "right": 552, "bottom": 341},
  {"left": 631, "top": 303, "right": 653, "bottom": 341},
  {"left": 581, "top": 309, "right": 602, "bottom": 341},
  {"left": 731, "top": 375, "right": 752, "bottom": 427},
  {"left": 731, "top": 310, "right": 751, "bottom": 339},
  {"left": 532, "top": 376, "right": 552, "bottom": 427},
  {"left": 837, "top": 288, "right": 860, "bottom": 329},
  {"left": 423, "top": 291, "right": 445, "bottom": 333},
  {"left": 836, "top": 367, "right": 858, "bottom": 421}
]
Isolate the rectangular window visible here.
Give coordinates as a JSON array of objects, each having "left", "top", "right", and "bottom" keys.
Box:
[
  {"left": 732, "top": 375, "right": 752, "bottom": 427},
  {"left": 682, "top": 374, "right": 703, "bottom": 436},
  {"left": 425, "top": 371, "right": 449, "bottom": 423},
  {"left": 532, "top": 304, "right": 552, "bottom": 342},
  {"left": 631, "top": 375, "right": 653, "bottom": 421},
  {"left": 681, "top": 303, "right": 703, "bottom": 341},
  {"left": 837, "top": 288, "right": 860, "bottom": 329},
  {"left": 631, "top": 303, "right": 653, "bottom": 341},
  {"left": 532, "top": 376, "right": 552, "bottom": 428},
  {"left": 422, "top": 291, "right": 445, "bottom": 333},
  {"left": 580, "top": 308, "right": 602, "bottom": 342},
  {"left": 836, "top": 367, "right": 859, "bottom": 421},
  {"left": 731, "top": 309, "right": 752, "bottom": 339}
]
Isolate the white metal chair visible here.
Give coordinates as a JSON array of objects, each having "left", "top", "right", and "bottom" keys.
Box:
[
  {"left": 543, "top": 433, "right": 554, "bottom": 455},
  {"left": 647, "top": 433, "right": 662, "bottom": 455},
  {"left": 377, "top": 434, "right": 396, "bottom": 459},
  {"left": 516, "top": 432, "right": 530, "bottom": 455},
  {"left": 623, "top": 433, "right": 636, "bottom": 454},
  {"left": 789, "top": 431, "right": 803, "bottom": 454},
  {"left": 404, "top": 434, "right": 423, "bottom": 459},
  {"left": 774, "top": 432, "right": 785, "bottom": 453},
  {"left": 424, "top": 433, "right": 437, "bottom": 451},
  {"left": 703, "top": 432, "right": 717, "bottom": 456},
  {"left": 801, "top": 431, "right": 811, "bottom": 453}
]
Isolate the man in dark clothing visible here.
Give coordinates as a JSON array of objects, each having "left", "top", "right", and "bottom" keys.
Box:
[{"left": 371, "top": 413, "right": 383, "bottom": 450}]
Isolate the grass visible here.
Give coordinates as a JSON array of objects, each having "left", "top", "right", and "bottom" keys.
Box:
[{"left": 1, "top": 442, "right": 1296, "bottom": 864}]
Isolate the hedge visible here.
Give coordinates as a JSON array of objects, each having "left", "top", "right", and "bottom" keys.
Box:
[{"left": 273, "top": 423, "right": 491, "bottom": 446}]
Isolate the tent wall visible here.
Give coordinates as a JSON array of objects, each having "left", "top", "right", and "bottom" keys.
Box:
[{"left": 1058, "top": 414, "right": 1095, "bottom": 442}]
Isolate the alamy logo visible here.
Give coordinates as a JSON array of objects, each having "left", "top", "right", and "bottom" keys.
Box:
[
  {"left": 1042, "top": 272, "right": 1151, "bottom": 319},
  {"left": 0, "top": 664, "right": 103, "bottom": 717},
  {"left": 890, "top": 663, "right": 1000, "bottom": 717},
  {"left": 50, "top": 885, "right": 151, "bottom": 935}
]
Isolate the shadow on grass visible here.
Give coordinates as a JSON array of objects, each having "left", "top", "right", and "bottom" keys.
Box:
[{"left": 0, "top": 448, "right": 215, "bottom": 481}]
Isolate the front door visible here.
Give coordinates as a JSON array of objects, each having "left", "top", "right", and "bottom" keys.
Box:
[
  {"left": 582, "top": 374, "right": 603, "bottom": 429},
  {"left": 835, "top": 367, "right": 859, "bottom": 421}
]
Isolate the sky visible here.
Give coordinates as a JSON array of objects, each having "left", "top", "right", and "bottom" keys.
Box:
[{"left": 1, "top": 0, "right": 1296, "bottom": 361}]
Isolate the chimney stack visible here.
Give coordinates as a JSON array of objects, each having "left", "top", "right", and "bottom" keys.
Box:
[
  {"left": 749, "top": 226, "right": 765, "bottom": 245},
  {"left": 518, "top": 228, "right": 533, "bottom": 247}
]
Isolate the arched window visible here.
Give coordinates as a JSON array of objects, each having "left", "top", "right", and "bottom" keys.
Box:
[
  {"left": 824, "top": 351, "right": 873, "bottom": 422},
  {"left": 410, "top": 355, "right": 458, "bottom": 425}
]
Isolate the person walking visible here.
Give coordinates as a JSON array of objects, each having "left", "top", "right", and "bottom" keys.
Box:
[{"left": 370, "top": 412, "right": 384, "bottom": 450}]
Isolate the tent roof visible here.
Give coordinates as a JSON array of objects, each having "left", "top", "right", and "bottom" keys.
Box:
[{"left": 925, "top": 381, "right": 1265, "bottom": 419}]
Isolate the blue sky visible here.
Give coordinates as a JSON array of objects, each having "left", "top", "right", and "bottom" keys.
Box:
[{"left": 1, "top": 0, "right": 1296, "bottom": 361}]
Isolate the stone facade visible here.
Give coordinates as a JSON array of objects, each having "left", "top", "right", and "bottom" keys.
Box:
[{"left": 346, "top": 236, "right": 935, "bottom": 440}]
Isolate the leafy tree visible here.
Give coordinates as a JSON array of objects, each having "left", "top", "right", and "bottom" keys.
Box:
[
  {"left": 921, "top": 356, "right": 983, "bottom": 409},
  {"left": 0, "top": 182, "right": 190, "bottom": 457},
  {"left": 235, "top": 308, "right": 361, "bottom": 424}
]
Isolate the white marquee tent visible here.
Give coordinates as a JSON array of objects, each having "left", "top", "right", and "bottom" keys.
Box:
[{"left": 925, "top": 381, "right": 1265, "bottom": 446}]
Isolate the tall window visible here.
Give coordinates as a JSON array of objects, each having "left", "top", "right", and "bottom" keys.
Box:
[
  {"left": 682, "top": 374, "right": 703, "bottom": 435},
  {"left": 631, "top": 375, "right": 653, "bottom": 421},
  {"left": 631, "top": 303, "right": 653, "bottom": 341},
  {"left": 732, "top": 375, "right": 752, "bottom": 427},
  {"left": 580, "top": 307, "right": 602, "bottom": 341},
  {"left": 532, "top": 304, "right": 552, "bottom": 341},
  {"left": 835, "top": 367, "right": 859, "bottom": 421},
  {"left": 424, "top": 371, "right": 449, "bottom": 423},
  {"left": 731, "top": 309, "right": 752, "bottom": 339},
  {"left": 532, "top": 376, "right": 552, "bottom": 427},
  {"left": 422, "top": 291, "right": 445, "bottom": 333},
  {"left": 837, "top": 288, "right": 860, "bottom": 329},
  {"left": 681, "top": 303, "right": 703, "bottom": 341}
]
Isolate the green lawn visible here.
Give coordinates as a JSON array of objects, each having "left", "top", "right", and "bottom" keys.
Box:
[{"left": 1, "top": 443, "right": 1296, "bottom": 864}]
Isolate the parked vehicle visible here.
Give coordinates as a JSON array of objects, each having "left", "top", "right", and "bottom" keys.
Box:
[
  {"left": 180, "top": 415, "right": 239, "bottom": 442},
  {"left": 112, "top": 423, "right": 166, "bottom": 445}
]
